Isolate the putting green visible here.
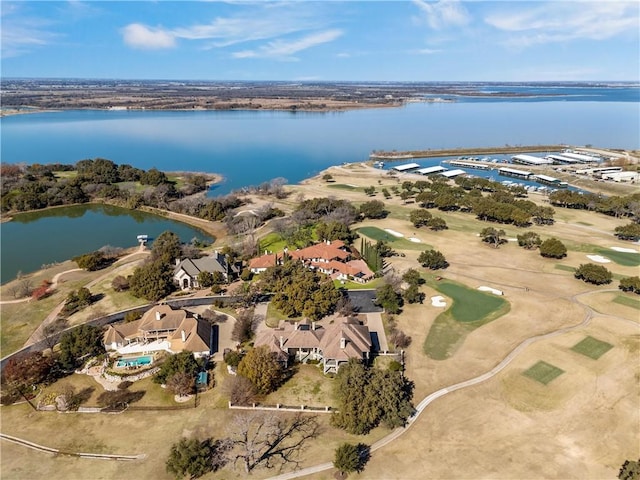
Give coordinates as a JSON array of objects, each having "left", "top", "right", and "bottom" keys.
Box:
[
  {"left": 523, "top": 361, "right": 565, "bottom": 385},
  {"left": 423, "top": 279, "right": 510, "bottom": 360},
  {"left": 596, "top": 249, "right": 640, "bottom": 267},
  {"left": 571, "top": 336, "right": 613, "bottom": 360},
  {"left": 357, "top": 226, "right": 429, "bottom": 251}
]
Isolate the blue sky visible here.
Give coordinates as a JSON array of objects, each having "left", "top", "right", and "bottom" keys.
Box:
[{"left": 2, "top": 1, "right": 639, "bottom": 81}]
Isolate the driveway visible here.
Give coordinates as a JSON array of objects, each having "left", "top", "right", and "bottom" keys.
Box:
[
  {"left": 346, "top": 290, "right": 383, "bottom": 313},
  {"left": 365, "top": 312, "right": 388, "bottom": 352}
]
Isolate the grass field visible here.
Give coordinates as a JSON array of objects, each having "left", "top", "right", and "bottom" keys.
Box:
[
  {"left": 571, "top": 336, "right": 613, "bottom": 360},
  {"left": 554, "top": 264, "right": 576, "bottom": 272},
  {"left": 596, "top": 249, "right": 640, "bottom": 267},
  {"left": 613, "top": 295, "right": 640, "bottom": 310},
  {"left": 423, "top": 279, "right": 510, "bottom": 360},
  {"left": 357, "top": 226, "right": 430, "bottom": 251},
  {"left": 523, "top": 361, "right": 565, "bottom": 385},
  {"left": 327, "top": 184, "right": 362, "bottom": 191},
  {"left": 434, "top": 281, "right": 507, "bottom": 323}
]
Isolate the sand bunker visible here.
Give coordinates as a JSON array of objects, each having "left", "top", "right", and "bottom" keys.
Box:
[
  {"left": 408, "top": 237, "right": 421, "bottom": 243},
  {"left": 587, "top": 255, "right": 611, "bottom": 263},
  {"left": 478, "top": 286, "right": 503, "bottom": 295},
  {"left": 384, "top": 229, "right": 404, "bottom": 237},
  {"left": 610, "top": 246, "right": 638, "bottom": 253},
  {"left": 431, "top": 296, "right": 447, "bottom": 307}
]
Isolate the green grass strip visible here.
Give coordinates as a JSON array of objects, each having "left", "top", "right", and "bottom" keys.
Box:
[
  {"left": 613, "top": 294, "right": 640, "bottom": 310},
  {"left": 523, "top": 361, "right": 565, "bottom": 385},
  {"left": 554, "top": 264, "right": 576, "bottom": 272},
  {"left": 571, "top": 336, "right": 613, "bottom": 360},
  {"left": 596, "top": 249, "right": 640, "bottom": 267}
]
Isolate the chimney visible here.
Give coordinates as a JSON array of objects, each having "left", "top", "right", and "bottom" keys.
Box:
[
  {"left": 155, "top": 311, "right": 162, "bottom": 321},
  {"left": 340, "top": 337, "right": 346, "bottom": 349},
  {"left": 294, "top": 322, "right": 299, "bottom": 330},
  {"left": 312, "top": 321, "right": 316, "bottom": 331},
  {"left": 279, "top": 336, "right": 284, "bottom": 350},
  {"left": 181, "top": 330, "right": 186, "bottom": 342},
  {"left": 175, "top": 258, "right": 180, "bottom": 266}
]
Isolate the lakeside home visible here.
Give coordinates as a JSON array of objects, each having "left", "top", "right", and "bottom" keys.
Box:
[
  {"left": 254, "top": 317, "right": 373, "bottom": 374},
  {"left": 249, "top": 240, "right": 374, "bottom": 283},
  {"left": 103, "top": 304, "right": 213, "bottom": 358}
]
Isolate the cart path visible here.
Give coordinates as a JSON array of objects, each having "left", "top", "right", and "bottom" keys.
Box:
[
  {"left": 268, "top": 289, "right": 637, "bottom": 480},
  {"left": 0, "top": 433, "right": 145, "bottom": 461}
]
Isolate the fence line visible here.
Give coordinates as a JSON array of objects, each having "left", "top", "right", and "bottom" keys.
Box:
[{"left": 228, "top": 401, "right": 335, "bottom": 414}]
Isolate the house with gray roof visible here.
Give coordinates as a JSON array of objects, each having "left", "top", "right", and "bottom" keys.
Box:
[{"left": 173, "top": 252, "right": 239, "bottom": 290}]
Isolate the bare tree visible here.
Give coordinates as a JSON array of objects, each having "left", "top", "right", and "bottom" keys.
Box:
[
  {"left": 201, "top": 308, "right": 228, "bottom": 324},
  {"left": 167, "top": 372, "right": 195, "bottom": 397},
  {"left": 223, "top": 376, "right": 257, "bottom": 405},
  {"left": 40, "top": 317, "right": 69, "bottom": 351},
  {"left": 335, "top": 295, "right": 355, "bottom": 317},
  {"left": 227, "top": 413, "right": 320, "bottom": 473}
]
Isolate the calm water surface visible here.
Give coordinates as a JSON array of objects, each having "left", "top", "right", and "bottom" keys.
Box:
[
  {"left": 2, "top": 98, "right": 638, "bottom": 195},
  {"left": 0, "top": 204, "right": 212, "bottom": 282},
  {"left": 1, "top": 90, "right": 638, "bottom": 281}
]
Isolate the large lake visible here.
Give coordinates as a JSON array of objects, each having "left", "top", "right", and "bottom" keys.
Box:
[
  {"left": 1, "top": 85, "right": 638, "bottom": 281},
  {"left": 2, "top": 87, "right": 639, "bottom": 195},
  {"left": 0, "top": 204, "right": 212, "bottom": 283}
]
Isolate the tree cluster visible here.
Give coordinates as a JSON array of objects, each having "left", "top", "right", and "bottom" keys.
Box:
[
  {"left": 417, "top": 249, "right": 449, "bottom": 270},
  {"left": 375, "top": 283, "right": 403, "bottom": 314},
  {"left": 550, "top": 190, "right": 640, "bottom": 221},
  {"left": 154, "top": 351, "right": 200, "bottom": 385},
  {"left": 331, "top": 359, "right": 414, "bottom": 435},
  {"left": 61, "top": 287, "right": 95, "bottom": 316},
  {"left": 333, "top": 443, "right": 370, "bottom": 475},
  {"left": 236, "top": 345, "right": 285, "bottom": 395},
  {"left": 261, "top": 260, "right": 341, "bottom": 320},
  {"left": 619, "top": 276, "right": 640, "bottom": 295},
  {"left": 58, "top": 324, "right": 105, "bottom": 370},
  {"left": 72, "top": 250, "right": 112, "bottom": 271},
  {"left": 574, "top": 263, "right": 613, "bottom": 285},
  {"left": 539, "top": 237, "right": 567, "bottom": 258}
]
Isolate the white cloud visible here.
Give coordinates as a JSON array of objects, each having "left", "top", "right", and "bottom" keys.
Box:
[
  {"left": 232, "top": 29, "right": 343, "bottom": 60},
  {"left": 1, "top": 6, "right": 59, "bottom": 59},
  {"left": 412, "top": 48, "right": 442, "bottom": 55},
  {"left": 122, "top": 23, "right": 176, "bottom": 49},
  {"left": 413, "top": 0, "right": 471, "bottom": 29},
  {"left": 485, "top": 1, "right": 639, "bottom": 46}
]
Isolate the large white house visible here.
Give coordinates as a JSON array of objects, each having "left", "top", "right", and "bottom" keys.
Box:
[{"left": 103, "top": 304, "right": 213, "bottom": 357}]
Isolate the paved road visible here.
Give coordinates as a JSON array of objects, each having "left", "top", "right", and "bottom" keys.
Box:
[{"left": 267, "top": 289, "right": 613, "bottom": 480}]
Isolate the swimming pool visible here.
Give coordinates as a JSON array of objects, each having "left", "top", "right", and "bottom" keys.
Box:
[{"left": 116, "top": 355, "right": 153, "bottom": 368}]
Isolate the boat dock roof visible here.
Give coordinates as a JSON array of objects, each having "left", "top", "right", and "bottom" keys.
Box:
[
  {"left": 416, "top": 166, "right": 446, "bottom": 175},
  {"left": 512, "top": 154, "right": 553, "bottom": 165},
  {"left": 392, "top": 162, "right": 421, "bottom": 172},
  {"left": 545, "top": 154, "right": 582, "bottom": 164},
  {"left": 499, "top": 167, "right": 532, "bottom": 177},
  {"left": 534, "top": 174, "right": 561, "bottom": 183},
  {"left": 440, "top": 169, "right": 466, "bottom": 178}
]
